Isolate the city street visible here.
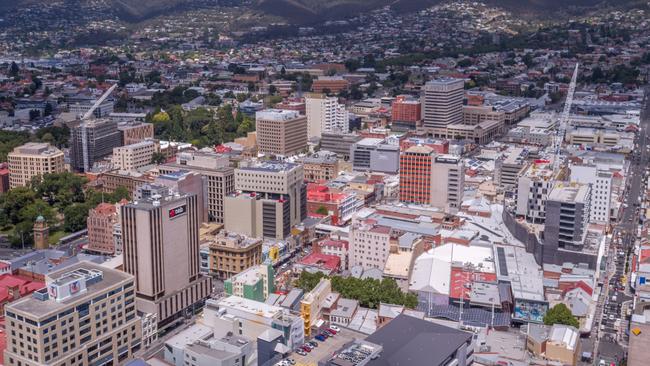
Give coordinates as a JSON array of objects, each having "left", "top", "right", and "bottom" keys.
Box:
[{"left": 592, "top": 87, "right": 649, "bottom": 366}]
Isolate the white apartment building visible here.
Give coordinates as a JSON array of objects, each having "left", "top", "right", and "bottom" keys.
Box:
[
  {"left": 515, "top": 161, "right": 556, "bottom": 223},
  {"left": 430, "top": 155, "right": 465, "bottom": 212},
  {"left": 112, "top": 139, "right": 158, "bottom": 170},
  {"left": 350, "top": 220, "right": 392, "bottom": 271},
  {"left": 570, "top": 164, "right": 613, "bottom": 224},
  {"left": 305, "top": 93, "right": 349, "bottom": 139}
]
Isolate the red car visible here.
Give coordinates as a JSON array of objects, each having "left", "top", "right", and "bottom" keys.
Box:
[
  {"left": 301, "top": 345, "right": 312, "bottom": 353},
  {"left": 326, "top": 328, "right": 337, "bottom": 335}
]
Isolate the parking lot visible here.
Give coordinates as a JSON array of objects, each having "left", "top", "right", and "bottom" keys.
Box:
[{"left": 283, "top": 328, "right": 366, "bottom": 366}]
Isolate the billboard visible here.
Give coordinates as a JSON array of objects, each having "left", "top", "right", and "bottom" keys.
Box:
[
  {"left": 513, "top": 299, "right": 548, "bottom": 323},
  {"left": 168, "top": 204, "right": 187, "bottom": 219}
]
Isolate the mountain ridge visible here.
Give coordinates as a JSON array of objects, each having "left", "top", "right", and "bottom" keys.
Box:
[{"left": 0, "top": 0, "right": 642, "bottom": 24}]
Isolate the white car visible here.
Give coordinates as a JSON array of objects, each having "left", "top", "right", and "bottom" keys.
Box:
[{"left": 329, "top": 325, "right": 341, "bottom": 332}]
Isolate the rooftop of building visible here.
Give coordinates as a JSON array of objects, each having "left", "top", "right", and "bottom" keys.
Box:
[
  {"left": 548, "top": 183, "right": 590, "bottom": 203},
  {"left": 211, "top": 231, "right": 262, "bottom": 249},
  {"left": 237, "top": 160, "right": 299, "bottom": 173},
  {"left": 298, "top": 253, "right": 341, "bottom": 272},
  {"left": 11, "top": 142, "right": 62, "bottom": 156},
  {"left": 216, "top": 295, "right": 284, "bottom": 319},
  {"left": 548, "top": 324, "right": 579, "bottom": 350},
  {"left": 256, "top": 109, "right": 301, "bottom": 121},
  {"left": 7, "top": 261, "right": 131, "bottom": 318},
  {"left": 355, "top": 137, "right": 385, "bottom": 147},
  {"left": 364, "top": 314, "right": 472, "bottom": 366},
  {"left": 403, "top": 145, "right": 435, "bottom": 155},
  {"left": 434, "top": 154, "right": 462, "bottom": 164},
  {"left": 301, "top": 151, "right": 338, "bottom": 164},
  {"left": 425, "top": 77, "right": 465, "bottom": 86},
  {"left": 227, "top": 265, "right": 266, "bottom": 286},
  {"left": 127, "top": 190, "right": 190, "bottom": 210}
]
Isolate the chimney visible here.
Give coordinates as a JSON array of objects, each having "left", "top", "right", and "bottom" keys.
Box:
[{"left": 8, "top": 285, "right": 20, "bottom": 301}]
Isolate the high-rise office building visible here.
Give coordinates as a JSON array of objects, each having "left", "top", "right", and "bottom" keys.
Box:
[
  {"left": 399, "top": 145, "right": 435, "bottom": 205},
  {"left": 421, "top": 78, "right": 464, "bottom": 135},
  {"left": 4, "top": 262, "right": 142, "bottom": 366},
  {"left": 430, "top": 155, "right": 465, "bottom": 212},
  {"left": 159, "top": 151, "right": 234, "bottom": 223},
  {"left": 8, "top": 142, "right": 65, "bottom": 188},
  {"left": 256, "top": 109, "right": 308, "bottom": 156},
  {"left": 224, "top": 161, "right": 306, "bottom": 239},
  {"left": 70, "top": 118, "right": 123, "bottom": 172},
  {"left": 121, "top": 191, "right": 212, "bottom": 330},
  {"left": 305, "top": 93, "right": 349, "bottom": 139}
]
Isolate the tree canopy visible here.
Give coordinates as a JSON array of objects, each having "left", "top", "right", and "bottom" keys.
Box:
[
  {"left": 543, "top": 303, "right": 579, "bottom": 328},
  {"left": 295, "top": 271, "right": 418, "bottom": 309}
]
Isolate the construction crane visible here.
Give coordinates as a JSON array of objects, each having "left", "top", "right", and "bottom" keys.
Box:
[
  {"left": 82, "top": 83, "right": 117, "bottom": 120},
  {"left": 552, "top": 63, "right": 580, "bottom": 172},
  {"left": 80, "top": 84, "right": 117, "bottom": 172}
]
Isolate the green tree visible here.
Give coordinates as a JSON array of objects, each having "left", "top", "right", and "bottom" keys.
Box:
[
  {"left": 43, "top": 102, "right": 53, "bottom": 117},
  {"left": 152, "top": 111, "right": 171, "bottom": 123},
  {"left": 11, "top": 221, "right": 34, "bottom": 248},
  {"left": 31, "top": 172, "right": 87, "bottom": 208},
  {"left": 316, "top": 206, "right": 329, "bottom": 216},
  {"left": 63, "top": 203, "right": 90, "bottom": 233},
  {"left": 543, "top": 303, "right": 579, "bottom": 328},
  {"left": 9, "top": 61, "right": 20, "bottom": 77},
  {"left": 151, "top": 152, "right": 166, "bottom": 165},
  {"left": 19, "top": 201, "right": 56, "bottom": 226},
  {"left": 0, "top": 187, "right": 37, "bottom": 226}
]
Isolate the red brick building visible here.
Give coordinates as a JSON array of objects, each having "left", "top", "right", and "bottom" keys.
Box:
[
  {"left": 0, "top": 163, "right": 9, "bottom": 193},
  {"left": 312, "top": 77, "right": 350, "bottom": 94},
  {"left": 391, "top": 96, "right": 421, "bottom": 130},
  {"left": 86, "top": 202, "right": 121, "bottom": 254}
]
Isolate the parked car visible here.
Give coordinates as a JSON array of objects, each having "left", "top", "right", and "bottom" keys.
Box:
[
  {"left": 315, "top": 334, "right": 326, "bottom": 342},
  {"left": 295, "top": 349, "right": 307, "bottom": 356},
  {"left": 329, "top": 325, "right": 341, "bottom": 332},
  {"left": 308, "top": 341, "right": 318, "bottom": 347},
  {"left": 326, "top": 328, "right": 338, "bottom": 335},
  {"left": 301, "top": 345, "right": 312, "bottom": 353}
]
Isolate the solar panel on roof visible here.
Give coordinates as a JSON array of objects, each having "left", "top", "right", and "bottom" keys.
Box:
[{"left": 497, "top": 247, "right": 509, "bottom": 277}]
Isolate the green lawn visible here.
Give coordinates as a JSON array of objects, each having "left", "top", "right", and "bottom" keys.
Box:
[{"left": 48, "top": 230, "right": 67, "bottom": 245}]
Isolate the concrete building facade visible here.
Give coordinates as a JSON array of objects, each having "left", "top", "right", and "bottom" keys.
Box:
[
  {"left": 421, "top": 78, "right": 464, "bottom": 135},
  {"left": 8, "top": 143, "right": 65, "bottom": 188},
  {"left": 430, "top": 155, "right": 465, "bottom": 212},
  {"left": 111, "top": 140, "right": 158, "bottom": 171},
  {"left": 256, "top": 109, "right": 308, "bottom": 156},
  {"left": 225, "top": 161, "right": 306, "bottom": 239},
  {"left": 121, "top": 192, "right": 212, "bottom": 330},
  {"left": 4, "top": 262, "right": 142, "bottom": 366},
  {"left": 305, "top": 93, "right": 349, "bottom": 139},
  {"left": 159, "top": 151, "right": 234, "bottom": 223}
]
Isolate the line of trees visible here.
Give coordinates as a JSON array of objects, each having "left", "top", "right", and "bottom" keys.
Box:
[{"left": 295, "top": 270, "right": 418, "bottom": 309}]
